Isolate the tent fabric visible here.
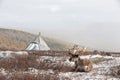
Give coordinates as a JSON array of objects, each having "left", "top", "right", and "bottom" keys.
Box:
[{"left": 26, "top": 34, "right": 50, "bottom": 50}]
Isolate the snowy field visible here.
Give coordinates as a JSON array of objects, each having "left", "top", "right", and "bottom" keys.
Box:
[
  {"left": 0, "top": 51, "right": 119, "bottom": 80},
  {"left": 38, "top": 55, "right": 120, "bottom": 80}
]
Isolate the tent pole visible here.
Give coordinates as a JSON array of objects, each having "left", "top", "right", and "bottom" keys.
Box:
[{"left": 38, "top": 32, "right": 41, "bottom": 50}]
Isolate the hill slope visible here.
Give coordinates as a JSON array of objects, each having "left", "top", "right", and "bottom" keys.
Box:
[{"left": 0, "top": 28, "right": 73, "bottom": 50}]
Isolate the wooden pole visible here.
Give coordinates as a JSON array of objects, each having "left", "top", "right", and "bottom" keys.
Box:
[{"left": 38, "top": 32, "right": 41, "bottom": 50}]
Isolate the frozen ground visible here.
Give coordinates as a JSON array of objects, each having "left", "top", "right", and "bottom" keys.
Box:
[
  {"left": 59, "top": 57, "right": 120, "bottom": 80},
  {"left": 38, "top": 55, "right": 120, "bottom": 80},
  {"left": 0, "top": 51, "right": 119, "bottom": 80}
]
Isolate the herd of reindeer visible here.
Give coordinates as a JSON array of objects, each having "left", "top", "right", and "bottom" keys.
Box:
[{"left": 68, "top": 45, "right": 93, "bottom": 72}]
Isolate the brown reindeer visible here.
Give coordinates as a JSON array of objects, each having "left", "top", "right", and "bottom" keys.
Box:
[
  {"left": 69, "top": 56, "right": 93, "bottom": 72},
  {"left": 69, "top": 45, "right": 93, "bottom": 72}
]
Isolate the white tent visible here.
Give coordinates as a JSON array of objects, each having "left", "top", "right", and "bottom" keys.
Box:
[{"left": 26, "top": 33, "right": 50, "bottom": 50}]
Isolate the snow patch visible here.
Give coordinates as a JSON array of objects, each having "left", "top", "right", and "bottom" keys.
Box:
[
  {"left": 59, "top": 71, "right": 120, "bottom": 80},
  {"left": 0, "top": 68, "right": 8, "bottom": 76},
  {"left": 80, "top": 54, "right": 114, "bottom": 60},
  {"left": 64, "top": 59, "right": 75, "bottom": 67},
  {"left": 28, "top": 68, "right": 54, "bottom": 75},
  {"left": 0, "top": 51, "right": 28, "bottom": 57},
  {"left": 80, "top": 54, "right": 103, "bottom": 59}
]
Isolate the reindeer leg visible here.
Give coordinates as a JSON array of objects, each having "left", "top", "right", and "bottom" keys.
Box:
[{"left": 75, "top": 66, "right": 79, "bottom": 72}]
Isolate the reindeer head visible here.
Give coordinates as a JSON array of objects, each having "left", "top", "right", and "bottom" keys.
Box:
[{"left": 69, "top": 55, "right": 79, "bottom": 62}]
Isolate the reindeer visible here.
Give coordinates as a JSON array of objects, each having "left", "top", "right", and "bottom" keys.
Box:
[
  {"left": 69, "top": 56, "right": 93, "bottom": 72},
  {"left": 69, "top": 45, "right": 93, "bottom": 72}
]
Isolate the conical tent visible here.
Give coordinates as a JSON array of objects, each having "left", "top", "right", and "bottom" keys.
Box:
[{"left": 26, "top": 33, "right": 50, "bottom": 50}]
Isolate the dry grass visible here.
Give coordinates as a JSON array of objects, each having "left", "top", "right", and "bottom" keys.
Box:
[
  {"left": 28, "top": 50, "right": 69, "bottom": 56},
  {"left": 0, "top": 35, "right": 26, "bottom": 50},
  {"left": 36, "top": 58, "right": 73, "bottom": 72},
  {"left": 0, "top": 54, "right": 73, "bottom": 72},
  {"left": 0, "top": 73, "right": 6, "bottom": 80},
  {"left": 110, "top": 65, "right": 120, "bottom": 78},
  {"left": 0, "top": 54, "right": 63, "bottom": 80},
  {"left": 0, "top": 55, "right": 38, "bottom": 71},
  {"left": 0, "top": 72, "right": 60, "bottom": 80}
]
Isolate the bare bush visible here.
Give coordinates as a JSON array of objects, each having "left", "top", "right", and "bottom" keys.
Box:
[
  {"left": 37, "top": 60, "right": 73, "bottom": 72},
  {"left": 28, "top": 50, "right": 69, "bottom": 56},
  {"left": 0, "top": 55, "right": 38, "bottom": 71},
  {"left": 110, "top": 66, "right": 120, "bottom": 78},
  {"left": 0, "top": 73, "right": 6, "bottom": 80},
  {"left": 9, "top": 72, "right": 59, "bottom": 80},
  {"left": 0, "top": 54, "right": 73, "bottom": 72}
]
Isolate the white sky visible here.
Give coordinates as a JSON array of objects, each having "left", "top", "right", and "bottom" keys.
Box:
[{"left": 0, "top": 0, "right": 120, "bottom": 52}]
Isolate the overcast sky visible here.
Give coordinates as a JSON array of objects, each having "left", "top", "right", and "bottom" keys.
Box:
[{"left": 0, "top": 0, "right": 120, "bottom": 52}]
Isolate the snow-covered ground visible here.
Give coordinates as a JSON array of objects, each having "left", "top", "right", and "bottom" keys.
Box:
[
  {"left": 0, "top": 51, "right": 28, "bottom": 57},
  {"left": 59, "top": 56, "right": 120, "bottom": 80},
  {"left": 80, "top": 54, "right": 114, "bottom": 59},
  {"left": 0, "top": 51, "right": 119, "bottom": 80},
  {"left": 37, "top": 55, "right": 120, "bottom": 80}
]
